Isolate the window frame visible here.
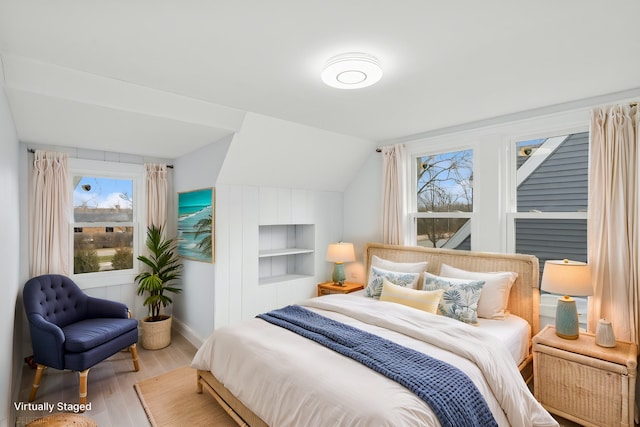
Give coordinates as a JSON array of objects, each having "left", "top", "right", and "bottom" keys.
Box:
[
  {"left": 408, "top": 142, "right": 476, "bottom": 248},
  {"left": 505, "top": 128, "right": 589, "bottom": 254},
  {"left": 68, "top": 158, "right": 146, "bottom": 289},
  {"left": 403, "top": 114, "right": 591, "bottom": 254},
  {"left": 505, "top": 127, "right": 590, "bottom": 327}
]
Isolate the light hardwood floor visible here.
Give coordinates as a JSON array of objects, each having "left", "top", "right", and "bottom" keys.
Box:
[
  {"left": 15, "top": 332, "right": 198, "bottom": 427},
  {"left": 15, "top": 330, "right": 580, "bottom": 427}
]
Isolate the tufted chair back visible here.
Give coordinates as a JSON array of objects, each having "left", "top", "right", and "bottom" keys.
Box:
[{"left": 24, "top": 274, "right": 90, "bottom": 328}]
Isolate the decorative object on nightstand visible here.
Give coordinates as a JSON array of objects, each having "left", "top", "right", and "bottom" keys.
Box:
[
  {"left": 326, "top": 242, "right": 356, "bottom": 286},
  {"left": 595, "top": 318, "right": 616, "bottom": 348},
  {"left": 317, "top": 281, "right": 364, "bottom": 296},
  {"left": 540, "top": 259, "right": 592, "bottom": 340},
  {"left": 533, "top": 325, "right": 637, "bottom": 426}
]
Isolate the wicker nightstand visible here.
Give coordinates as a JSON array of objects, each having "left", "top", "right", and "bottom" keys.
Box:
[
  {"left": 317, "top": 281, "right": 363, "bottom": 297},
  {"left": 533, "top": 325, "right": 638, "bottom": 427}
]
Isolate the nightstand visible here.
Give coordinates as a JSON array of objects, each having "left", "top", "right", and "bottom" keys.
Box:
[
  {"left": 317, "top": 281, "right": 364, "bottom": 297},
  {"left": 533, "top": 325, "right": 637, "bottom": 427}
]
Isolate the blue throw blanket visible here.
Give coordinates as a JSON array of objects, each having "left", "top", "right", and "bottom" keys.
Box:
[{"left": 257, "top": 305, "right": 497, "bottom": 427}]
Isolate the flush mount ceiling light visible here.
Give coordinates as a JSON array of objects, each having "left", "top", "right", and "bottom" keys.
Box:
[{"left": 321, "top": 52, "right": 383, "bottom": 90}]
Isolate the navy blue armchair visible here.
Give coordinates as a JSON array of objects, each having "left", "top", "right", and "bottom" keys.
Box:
[{"left": 23, "top": 274, "right": 140, "bottom": 407}]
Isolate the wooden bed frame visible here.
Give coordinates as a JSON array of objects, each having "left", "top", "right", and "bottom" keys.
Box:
[{"left": 197, "top": 243, "right": 540, "bottom": 426}]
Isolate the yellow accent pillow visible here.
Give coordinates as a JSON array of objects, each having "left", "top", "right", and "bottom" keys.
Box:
[{"left": 379, "top": 277, "right": 444, "bottom": 314}]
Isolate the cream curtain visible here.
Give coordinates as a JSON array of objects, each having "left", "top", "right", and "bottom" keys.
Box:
[
  {"left": 30, "top": 150, "right": 70, "bottom": 276},
  {"left": 588, "top": 103, "right": 639, "bottom": 344},
  {"left": 381, "top": 144, "right": 407, "bottom": 245},
  {"left": 145, "top": 163, "right": 168, "bottom": 229}
]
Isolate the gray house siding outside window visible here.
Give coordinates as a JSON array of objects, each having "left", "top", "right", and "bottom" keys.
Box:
[
  {"left": 515, "top": 132, "right": 589, "bottom": 280},
  {"left": 517, "top": 132, "right": 588, "bottom": 213}
]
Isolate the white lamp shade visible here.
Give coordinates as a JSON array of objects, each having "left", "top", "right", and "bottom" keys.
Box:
[
  {"left": 326, "top": 242, "right": 356, "bottom": 263},
  {"left": 541, "top": 259, "right": 593, "bottom": 297}
]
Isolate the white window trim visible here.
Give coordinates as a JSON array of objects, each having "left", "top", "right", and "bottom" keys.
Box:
[
  {"left": 505, "top": 126, "right": 589, "bottom": 254},
  {"left": 400, "top": 107, "right": 593, "bottom": 253},
  {"left": 68, "top": 158, "right": 146, "bottom": 289},
  {"left": 408, "top": 141, "right": 476, "bottom": 248}
]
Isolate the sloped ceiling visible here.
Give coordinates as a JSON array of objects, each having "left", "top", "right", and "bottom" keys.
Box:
[{"left": 1, "top": 1, "right": 639, "bottom": 159}]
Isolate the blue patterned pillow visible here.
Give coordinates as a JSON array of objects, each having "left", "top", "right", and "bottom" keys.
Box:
[
  {"left": 423, "top": 272, "right": 485, "bottom": 325},
  {"left": 364, "top": 267, "right": 420, "bottom": 299}
]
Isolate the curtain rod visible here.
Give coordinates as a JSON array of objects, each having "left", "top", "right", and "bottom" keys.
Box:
[{"left": 26, "top": 148, "right": 174, "bottom": 168}]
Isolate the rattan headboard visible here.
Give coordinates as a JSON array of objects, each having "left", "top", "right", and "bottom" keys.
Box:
[{"left": 364, "top": 243, "right": 540, "bottom": 334}]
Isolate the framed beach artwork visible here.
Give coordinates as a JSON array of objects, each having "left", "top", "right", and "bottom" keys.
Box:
[{"left": 177, "top": 188, "right": 214, "bottom": 263}]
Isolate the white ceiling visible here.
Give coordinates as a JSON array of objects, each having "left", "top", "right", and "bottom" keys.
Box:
[{"left": 1, "top": 1, "right": 639, "bottom": 159}]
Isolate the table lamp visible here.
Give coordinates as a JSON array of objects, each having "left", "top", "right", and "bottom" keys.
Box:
[
  {"left": 541, "top": 259, "right": 593, "bottom": 339},
  {"left": 326, "top": 242, "right": 355, "bottom": 286}
]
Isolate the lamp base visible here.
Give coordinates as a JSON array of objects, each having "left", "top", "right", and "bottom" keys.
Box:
[
  {"left": 332, "top": 263, "right": 346, "bottom": 286},
  {"left": 555, "top": 295, "right": 579, "bottom": 340}
]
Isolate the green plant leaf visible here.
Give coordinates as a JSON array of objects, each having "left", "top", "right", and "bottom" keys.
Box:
[{"left": 135, "top": 225, "right": 183, "bottom": 318}]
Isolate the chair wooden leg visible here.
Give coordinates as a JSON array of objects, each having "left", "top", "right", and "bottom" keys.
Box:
[
  {"left": 78, "top": 369, "right": 90, "bottom": 410},
  {"left": 130, "top": 343, "right": 140, "bottom": 371},
  {"left": 28, "top": 364, "right": 46, "bottom": 402}
]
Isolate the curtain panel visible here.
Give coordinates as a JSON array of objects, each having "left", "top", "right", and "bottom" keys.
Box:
[
  {"left": 145, "top": 163, "right": 168, "bottom": 229},
  {"left": 588, "top": 103, "right": 639, "bottom": 344},
  {"left": 29, "top": 150, "right": 70, "bottom": 276},
  {"left": 381, "top": 144, "right": 407, "bottom": 245}
]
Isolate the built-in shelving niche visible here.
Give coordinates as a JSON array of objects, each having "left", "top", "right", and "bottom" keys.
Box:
[{"left": 258, "top": 224, "right": 315, "bottom": 285}]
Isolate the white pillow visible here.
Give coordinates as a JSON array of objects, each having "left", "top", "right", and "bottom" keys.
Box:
[
  {"left": 370, "top": 255, "right": 428, "bottom": 289},
  {"left": 439, "top": 264, "right": 518, "bottom": 319}
]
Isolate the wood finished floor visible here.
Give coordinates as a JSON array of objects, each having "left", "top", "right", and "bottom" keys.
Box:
[
  {"left": 15, "top": 332, "right": 198, "bottom": 427},
  {"left": 15, "top": 330, "right": 581, "bottom": 427}
]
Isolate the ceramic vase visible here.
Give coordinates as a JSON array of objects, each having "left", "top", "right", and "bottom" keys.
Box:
[{"left": 595, "top": 318, "right": 616, "bottom": 348}]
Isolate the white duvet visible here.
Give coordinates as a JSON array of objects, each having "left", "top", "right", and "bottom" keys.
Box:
[{"left": 192, "top": 294, "right": 558, "bottom": 427}]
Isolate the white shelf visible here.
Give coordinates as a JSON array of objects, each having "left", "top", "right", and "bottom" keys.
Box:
[
  {"left": 259, "top": 224, "right": 315, "bottom": 284},
  {"left": 259, "top": 274, "right": 312, "bottom": 285},
  {"left": 259, "top": 248, "right": 314, "bottom": 258}
]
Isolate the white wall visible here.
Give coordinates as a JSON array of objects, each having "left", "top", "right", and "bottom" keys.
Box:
[
  {"left": 174, "top": 113, "right": 372, "bottom": 343},
  {"left": 172, "top": 135, "right": 232, "bottom": 344},
  {"left": 171, "top": 102, "right": 594, "bottom": 347},
  {"left": 215, "top": 184, "right": 343, "bottom": 330},
  {"left": 218, "top": 112, "right": 375, "bottom": 192},
  {"left": 339, "top": 101, "right": 640, "bottom": 287},
  {"left": 343, "top": 151, "right": 383, "bottom": 283},
  {"left": 0, "top": 82, "right": 21, "bottom": 427}
]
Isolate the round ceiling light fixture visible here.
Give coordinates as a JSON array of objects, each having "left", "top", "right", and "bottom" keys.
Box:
[{"left": 321, "top": 52, "right": 383, "bottom": 90}]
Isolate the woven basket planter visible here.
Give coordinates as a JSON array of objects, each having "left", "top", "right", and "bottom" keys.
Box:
[
  {"left": 27, "top": 413, "right": 98, "bottom": 427},
  {"left": 140, "top": 315, "right": 172, "bottom": 350}
]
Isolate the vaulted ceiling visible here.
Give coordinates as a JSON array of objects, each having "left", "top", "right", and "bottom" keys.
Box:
[{"left": 1, "top": 1, "right": 639, "bottom": 158}]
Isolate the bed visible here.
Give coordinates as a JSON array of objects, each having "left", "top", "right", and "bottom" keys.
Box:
[{"left": 191, "top": 243, "right": 556, "bottom": 427}]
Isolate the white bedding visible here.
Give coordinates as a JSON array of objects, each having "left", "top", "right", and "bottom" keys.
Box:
[
  {"left": 477, "top": 314, "right": 531, "bottom": 366},
  {"left": 192, "top": 294, "right": 557, "bottom": 427},
  {"left": 350, "top": 289, "right": 531, "bottom": 366}
]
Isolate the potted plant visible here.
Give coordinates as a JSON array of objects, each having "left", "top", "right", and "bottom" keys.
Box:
[{"left": 135, "top": 225, "right": 182, "bottom": 350}]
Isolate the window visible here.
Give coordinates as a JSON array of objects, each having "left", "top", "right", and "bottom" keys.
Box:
[
  {"left": 73, "top": 176, "right": 134, "bottom": 273},
  {"left": 510, "top": 132, "right": 589, "bottom": 270},
  {"left": 68, "top": 159, "right": 144, "bottom": 288},
  {"left": 510, "top": 131, "right": 590, "bottom": 329},
  {"left": 413, "top": 149, "right": 473, "bottom": 249}
]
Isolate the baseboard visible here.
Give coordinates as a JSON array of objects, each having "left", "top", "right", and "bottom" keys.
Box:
[{"left": 171, "top": 316, "right": 204, "bottom": 349}]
